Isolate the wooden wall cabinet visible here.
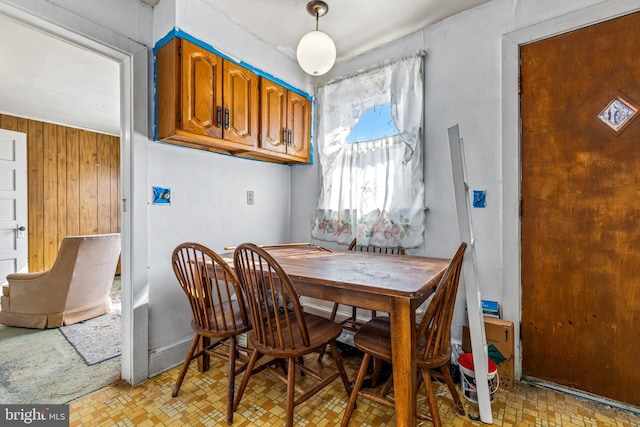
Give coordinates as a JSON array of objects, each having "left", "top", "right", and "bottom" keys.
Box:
[
  {"left": 257, "top": 78, "right": 311, "bottom": 163},
  {"left": 156, "top": 38, "right": 259, "bottom": 154},
  {"left": 156, "top": 37, "right": 311, "bottom": 164}
]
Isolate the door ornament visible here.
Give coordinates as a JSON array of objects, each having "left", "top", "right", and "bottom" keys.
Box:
[{"left": 595, "top": 94, "right": 638, "bottom": 135}]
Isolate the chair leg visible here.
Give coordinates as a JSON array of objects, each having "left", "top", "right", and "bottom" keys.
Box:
[
  {"left": 286, "top": 357, "right": 296, "bottom": 427},
  {"left": 379, "top": 373, "right": 394, "bottom": 398},
  {"left": 172, "top": 334, "right": 200, "bottom": 397},
  {"left": 318, "top": 303, "right": 341, "bottom": 361},
  {"left": 329, "top": 302, "right": 340, "bottom": 322},
  {"left": 328, "top": 341, "right": 352, "bottom": 394},
  {"left": 198, "top": 336, "right": 211, "bottom": 372},
  {"left": 317, "top": 345, "right": 328, "bottom": 362},
  {"left": 420, "top": 369, "right": 442, "bottom": 427},
  {"left": 233, "top": 347, "right": 261, "bottom": 411},
  {"left": 370, "top": 358, "right": 383, "bottom": 387},
  {"left": 226, "top": 336, "right": 237, "bottom": 424},
  {"left": 340, "top": 352, "right": 371, "bottom": 427},
  {"left": 440, "top": 364, "right": 465, "bottom": 415}
]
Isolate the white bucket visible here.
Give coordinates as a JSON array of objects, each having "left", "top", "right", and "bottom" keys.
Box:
[{"left": 457, "top": 353, "right": 499, "bottom": 403}]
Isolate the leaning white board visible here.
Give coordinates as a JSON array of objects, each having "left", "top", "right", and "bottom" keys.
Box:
[{"left": 448, "top": 124, "right": 492, "bottom": 423}]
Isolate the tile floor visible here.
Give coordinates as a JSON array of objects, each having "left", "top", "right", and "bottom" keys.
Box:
[{"left": 69, "top": 349, "right": 640, "bottom": 427}]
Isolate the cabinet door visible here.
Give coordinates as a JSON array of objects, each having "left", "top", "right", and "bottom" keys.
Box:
[
  {"left": 260, "top": 79, "right": 287, "bottom": 154},
  {"left": 180, "top": 40, "right": 223, "bottom": 139},
  {"left": 223, "top": 61, "right": 259, "bottom": 147},
  {"left": 287, "top": 91, "right": 311, "bottom": 161}
]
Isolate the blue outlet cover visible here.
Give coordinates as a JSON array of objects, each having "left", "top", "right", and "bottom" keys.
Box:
[
  {"left": 473, "top": 190, "right": 486, "bottom": 208},
  {"left": 153, "top": 187, "right": 171, "bottom": 205}
]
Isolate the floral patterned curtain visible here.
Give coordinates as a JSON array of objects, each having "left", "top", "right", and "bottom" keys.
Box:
[{"left": 311, "top": 55, "right": 425, "bottom": 249}]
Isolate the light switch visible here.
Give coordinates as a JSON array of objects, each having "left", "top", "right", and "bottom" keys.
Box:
[{"left": 247, "top": 190, "right": 254, "bottom": 205}]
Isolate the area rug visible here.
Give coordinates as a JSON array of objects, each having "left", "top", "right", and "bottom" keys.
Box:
[
  {"left": 59, "top": 312, "right": 121, "bottom": 366},
  {"left": 0, "top": 324, "right": 120, "bottom": 404}
]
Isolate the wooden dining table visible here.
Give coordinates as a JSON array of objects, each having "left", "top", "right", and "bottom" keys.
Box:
[{"left": 221, "top": 244, "right": 450, "bottom": 427}]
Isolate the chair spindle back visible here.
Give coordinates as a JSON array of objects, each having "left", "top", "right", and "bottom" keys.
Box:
[
  {"left": 172, "top": 242, "right": 249, "bottom": 335},
  {"left": 348, "top": 238, "right": 405, "bottom": 255},
  {"left": 416, "top": 242, "right": 467, "bottom": 363},
  {"left": 233, "top": 243, "right": 309, "bottom": 350}
]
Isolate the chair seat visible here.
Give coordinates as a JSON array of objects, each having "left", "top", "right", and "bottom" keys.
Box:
[
  {"left": 250, "top": 312, "right": 343, "bottom": 358},
  {"left": 354, "top": 317, "right": 452, "bottom": 369}
]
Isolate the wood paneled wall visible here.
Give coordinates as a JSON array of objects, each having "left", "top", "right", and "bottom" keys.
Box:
[{"left": 0, "top": 114, "right": 120, "bottom": 272}]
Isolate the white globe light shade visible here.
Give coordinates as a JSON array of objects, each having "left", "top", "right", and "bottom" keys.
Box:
[{"left": 296, "top": 30, "right": 336, "bottom": 76}]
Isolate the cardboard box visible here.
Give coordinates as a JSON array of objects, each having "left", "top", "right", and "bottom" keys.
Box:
[{"left": 462, "top": 317, "right": 514, "bottom": 391}]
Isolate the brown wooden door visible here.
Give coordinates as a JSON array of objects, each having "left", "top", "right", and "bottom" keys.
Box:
[
  {"left": 521, "top": 12, "right": 640, "bottom": 406},
  {"left": 259, "top": 78, "right": 287, "bottom": 154},
  {"left": 223, "top": 60, "right": 259, "bottom": 147},
  {"left": 181, "top": 40, "right": 223, "bottom": 139},
  {"left": 287, "top": 91, "right": 311, "bottom": 161}
]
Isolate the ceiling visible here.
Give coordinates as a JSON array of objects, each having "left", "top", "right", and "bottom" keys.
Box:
[
  {"left": 200, "top": 0, "right": 492, "bottom": 62},
  {"left": 0, "top": 14, "right": 120, "bottom": 135},
  {"left": 0, "top": 0, "right": 490, "bottom": 136}
]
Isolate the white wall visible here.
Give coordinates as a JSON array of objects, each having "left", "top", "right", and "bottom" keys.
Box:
[{"left": 0, "top": 0, "right": 153, "bottom": 49}]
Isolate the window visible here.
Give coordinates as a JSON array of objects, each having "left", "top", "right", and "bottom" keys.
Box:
[
  {"left": 311, "top": 56, "right": 425, "bottom": 249},
  {"left": 346, "top": 103, "right": 399, "bottom": 143}
]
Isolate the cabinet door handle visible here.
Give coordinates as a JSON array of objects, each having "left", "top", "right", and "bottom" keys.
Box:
[
  {"left": 287, "top": 129, "right": 292, "bottom": 146},
  {"left": 225, "top": 108, "right": 230, "bottom": 130},
  {"left": 283, "top": 128, "right": 287, "bottom": 145},
  {"left": 216, "top": 106, "right": 222, "bottom": 128}
]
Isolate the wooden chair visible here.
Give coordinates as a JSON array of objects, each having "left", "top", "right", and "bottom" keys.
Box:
[
  {"left": 340, "top": 242, "right": 467, "bottom": 427},
  {"left": 233, "top": 242, "right": 352, "bottom": 427},
  {"left": 317, "top": 238, "right": 405, "bottom": 361},
  {"left": 171, "top": 242, "right": 252, "bottom": 424}
]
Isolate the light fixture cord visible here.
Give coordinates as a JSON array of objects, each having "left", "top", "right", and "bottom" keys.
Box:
[{"left": 315, "top": 10, "right": 319, "bottom": 30}]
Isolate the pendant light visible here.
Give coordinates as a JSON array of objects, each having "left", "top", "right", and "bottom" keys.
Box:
[{"left": 296, "top": 1, "right": 336, "bottom": 76}]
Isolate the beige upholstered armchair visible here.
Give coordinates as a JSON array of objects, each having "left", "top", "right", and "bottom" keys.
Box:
[{"left": 0, "top": 233, "right": 121, "bottom": 329}]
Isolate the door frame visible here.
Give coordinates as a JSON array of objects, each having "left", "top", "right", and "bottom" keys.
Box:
[
  {"left": 501, "top": 0, "right": 640, "bottom": 409},
  {"left": 0, "top": 0, "right": 150, "bottom": 384}
]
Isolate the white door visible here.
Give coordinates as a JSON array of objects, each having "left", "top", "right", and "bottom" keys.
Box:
[{"left": 0, "top": 129, "right": 27, "bottom": 285}]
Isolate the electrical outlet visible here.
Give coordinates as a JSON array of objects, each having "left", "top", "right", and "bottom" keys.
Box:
[
  {"left": 247, "top": 190, "right": 254, "bottom": 205},
  {"left": 152, "top": 187, "right": 171, "bottom": 205},
  {"left": 473, "top": 190, "right": 486, "bottom": 208}
]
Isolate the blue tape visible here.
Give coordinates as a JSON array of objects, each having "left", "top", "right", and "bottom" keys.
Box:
[{"left": 154, "top": 29, "right": 313, "bottom": 99}]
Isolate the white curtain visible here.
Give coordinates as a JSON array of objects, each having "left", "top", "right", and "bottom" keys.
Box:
[{"left": 312, "top": 55, "right": 425, "bottom": 249}]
